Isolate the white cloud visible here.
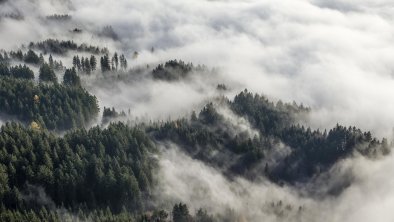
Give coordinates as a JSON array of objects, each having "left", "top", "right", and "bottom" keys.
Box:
[
  {"left": 67, "top": 0, "right": 394, "bottom": 138},
  {"left": 2, "top": 1, "right": 394, "bottom": 219},
  {"left": 155, "top": 146, "right": 394, "bottom": 222},
  {"left": 3, "top": 0, "right": 394, "bottom": 138}
]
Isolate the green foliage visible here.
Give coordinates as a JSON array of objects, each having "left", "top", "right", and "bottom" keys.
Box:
[
  {"left": 152, "top": 60, "right": 193, "bottom": 81},
  {"left": 0, "top": 64, "right": 34, "bottom": 80},
  {"left": 152, "top": 60, "right": 209, "bottom": 81},
  {"left": 24, "top": 50, "right": 40, "bottom": 65},
  {"left": 0, "top": 206, "right": 139, "bottom": 222},
  {"left": 63, "top": 68, "right": 81, "bottom": 87},
  {"left": 39, "top": 63, "right": 57, "bottom": 83},
  {"left": 195, "top": 208, "right": 215, "bottom": 222},
  {"left": 148, "top": 90, "right": 388, "bottom": 184},
  {"left": 100, "top": 54, "right": 111, "bottom": 72},
  {"left": 29, "top": 39, "right": 109, "bottom": 55},
  {"left": 0, "top": 122, "right": 156, "bottom": 213},
  {"left": 0, "top": 77, "right": 99, "bottom": 131},
  {"left": 10, "top": 65, "right": 35, "bottom": 80},
  {"left": 9, "top": 50, "right": 23, "bottom": 61},
  {"left": 172, "top": 203, "right": 192, "bottom": 222},
  {"left": 102, "top": 107, "right": 126, "bottom": 125}
]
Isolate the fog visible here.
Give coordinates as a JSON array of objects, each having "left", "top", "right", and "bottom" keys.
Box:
[
  {"left": 155, "top": 146, "right": 394, "bottom": 222},
  {"left": 80, "top": 0, "right": 394, "bottom": 139},
  {"left": 2, "top": 0, "right": 394, "bottom": 138},
  {"left": 1, "top": 0, "right": 394, "bottom": 220}
]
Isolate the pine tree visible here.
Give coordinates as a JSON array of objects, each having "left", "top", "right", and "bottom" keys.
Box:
[
  {"left": 72, "top": 56, "right": 78, "bottom": 69},
  {"left": 39, "top": 63, "right": 57, "bottom": 83},
  {"left": 113, "top": 53, "right": 119, "bottom": 70},
  {"left": 63, "top": 67, "right": 81, "bottom": 87},
  {"left": 84, "top": 58, "right": 91, "bottom": 75},
  {"left": 24, "top": 50, "right": 40, "bottom": 64},
  {"left": 76, "top": 56, "right": 81, "bottom": 72},
  {"left": 81, "top": 57, "right": 85, "bottom": 72},
  {"left": 90, "top": 55, "right": 97, "bottom": 71},
  {"left": 100, "top": 54, "right": 110, "bottom": 72},
  {"left": 39, "top": 53, "right": 45, "bottom": 64},
  {"left": 49, "top": 54, "right": 54, "bottom": 69}
]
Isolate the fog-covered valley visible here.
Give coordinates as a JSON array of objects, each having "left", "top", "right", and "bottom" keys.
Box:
[{"left": 0, "top": 0, "right": 394, "bottom": 221}]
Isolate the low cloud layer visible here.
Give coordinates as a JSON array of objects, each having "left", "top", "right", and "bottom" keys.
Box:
[
  {"left": 1, "top": 0, "right": 394, "bottom": 220},
  {"left": 155, "top": 146, "right": 394, "bottom": 222},
  {"left": 2, "top": 0, "right": 394, "bottom": 138}
]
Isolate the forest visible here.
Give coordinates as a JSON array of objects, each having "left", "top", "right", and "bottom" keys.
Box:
[{"left": 0, "top": 25, "right": 391, "bottom": 222}]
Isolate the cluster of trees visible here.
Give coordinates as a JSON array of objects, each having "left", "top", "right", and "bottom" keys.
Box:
[
  {"left": 0, "top": 201, "right": 217, "bottom": 222},
  {"left": 6, "top": 50, "right": 64, "bottom": 70},
  {"left": 9, "top": 49, "right": 42, "bottom": 65},
  {"left": 29, "top": 39, "right": 109, "bottom": 55},
  {"left": 46, "top": 14, "right": 72, "bottom": 21},
  {"left": 102, "top": 107, "right": 126, "bottom": 125},
  {"left": 0, "top": 51, "right": 11, "bottom": 64},
  {"left": 0, "top": 76, "right": 98, "bottom": 131},
  {"left": 47, "top": 54, "right": 64, "bottom": 71},
  {"left": 72, "top": 53, "right": 128, "bottom": 74},
  {"left": 0, "top": 63, "right": 34, "bottom": 80},
  {"left": 152, "top": 60, "right": 194, "bottom": 81},
  {"left": 148, "top": 90, "right": 389, "bottom": 184},
  {"left": 38, "top": 63, "right": 57, "bottom": 83},
  {"left": 0, "top": 122, "right": 156, "bottom": 217},
  {"left": 63, "top": 68, "right": 81, "bottom": 87},
  {"left": 0, "top": 207, "right": 138, "bottom": 222},
  {"left": 0, "top": 11, "right": 23, "bottom": 20},
  {"left": 72, "top": 53, "right": 129, "bottom": 74},
  {"left": 100, "top": 53, "right": 128, "bottom": 73},
  {"left": 72, "top": 55, "right": 97, "bottom": 74},
  {"left": 152, "top": 60, "right": 208, "bottom": 81}
]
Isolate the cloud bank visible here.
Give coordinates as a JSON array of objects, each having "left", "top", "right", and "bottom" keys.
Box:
[
  {"left": 2, "top": 0, "right": 394, "bottom": 138},
  {"left": 155, "top": 146, "right": 394, "bottom": 222},
  {"left": 2, "top": 0, "right": 394, "bottom": 220},
  {"left": 76, "top": 0, "right": 394, "bottom": 139}
]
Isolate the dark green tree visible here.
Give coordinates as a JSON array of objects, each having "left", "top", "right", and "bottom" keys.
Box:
[
  {"left": 24, "top": 50, "right": 40, "bottom": 64},
  {"left": 173, "top": 203, "right": 192, "bottom": 222},
  {"left": 90, "top": 55, "right": 97, "bottom": 71},
  {"left": 63, "top": 68, "right": 81, "bottom": 87},
  {"left": 39, "top": 63, "right": 57, "bottom": 83}
]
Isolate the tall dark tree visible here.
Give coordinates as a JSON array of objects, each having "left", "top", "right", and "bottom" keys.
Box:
[
  {"left": 81, "top": 56, "right": 86, "bottom": 72},
  {"left": 90, "top": 55, "right": 97, "bottom": 71},
  {"left": 72, "top": 55, "right": 78, "bottom": 69},
  {"left": 100, "top": 54, "right": 110, "bottom": 72},
  {"left": 84, "top": 57, "right": 91, "bottom": 74},
  {"left": 119, "top": 54, "right": 127, "bottom": 70},
  {"left": 24, "top": 49, "right": 40, "bottom": 64},
  {"left": 63, "top": 67, "right": 81, "bottom": 87},
  {"left": 39, "top": 53, "right": 45, "bottom": 64},
  {"left": 113, "top": 52, "right": 119, "bottom": 70},
  {"left": 39, "top": 63, "right": 57, "bottom": 83},
  {"left": 48, "top": 54, "right": 54, "bottom": 69},
  {"left": 173, "top": 203, "right": 192, "bottom": 222}
]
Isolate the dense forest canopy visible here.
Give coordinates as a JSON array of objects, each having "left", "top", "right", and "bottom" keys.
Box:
[{"left": 0, "top": 76, "right": 99, "bottom": 131}]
